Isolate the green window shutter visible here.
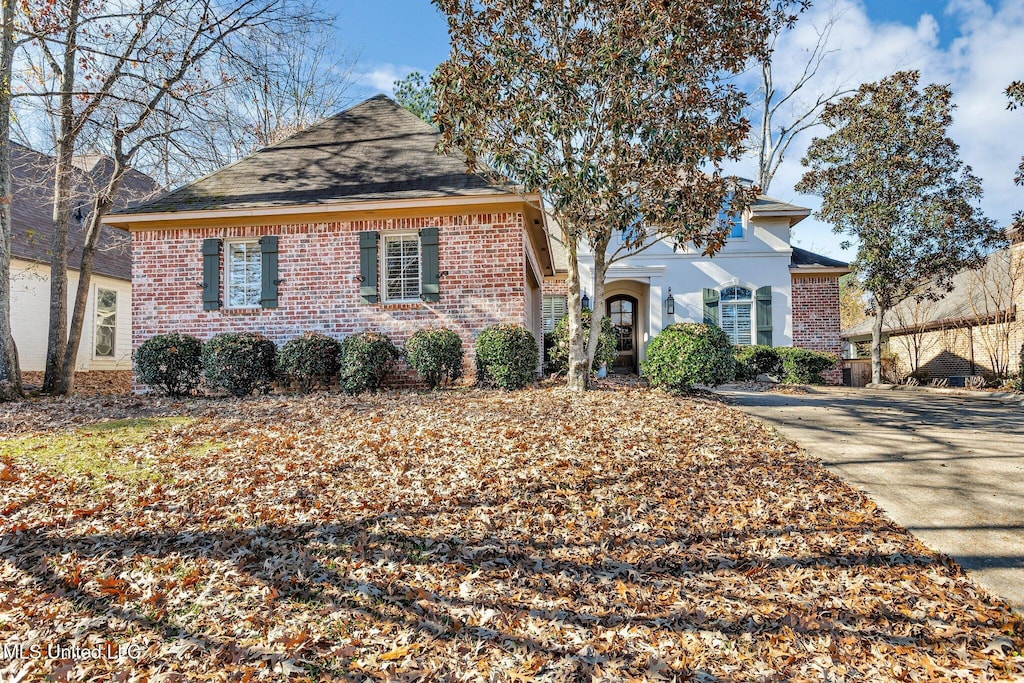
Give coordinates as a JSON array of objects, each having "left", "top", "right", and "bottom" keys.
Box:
[
  {"left": 702, "top": 288, "right": 719, "bottom": 326},
  {"left": 358, "top": 231, "right": 379, "bottom": 304},
  {"left": 202, "top": 238, "right": 222, "bottom": 311},
  {"left": 259, "top": 235, "right": 279, "bottom": 309},
  {"left": 756, "top": 286, "right": 773, "bottom": 346},
  {"left": 542, "top": 295, "right": 568, "bottom": 333},
  {"left": 419, "top": 227, "right": 440, "bottom": 302}
]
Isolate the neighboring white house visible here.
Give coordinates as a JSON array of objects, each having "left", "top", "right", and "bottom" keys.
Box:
[
  {"left": 543, "top": 195, "right": 850, "bottom": 379},
  {"left": 8, "top": 143, "right": 158, "bottom": 372}
]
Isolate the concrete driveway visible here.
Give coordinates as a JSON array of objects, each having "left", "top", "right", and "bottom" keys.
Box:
[{"left": 717, "top": 385, "right": 1024, "bottom": 612}]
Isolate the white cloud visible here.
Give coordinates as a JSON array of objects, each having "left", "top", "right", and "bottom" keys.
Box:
[
  {"left": 354, "top": 63, "right": 421, "bottom": 94},
  {"left": 731, "top": 0, "right": 1024, "bottom": 259}
]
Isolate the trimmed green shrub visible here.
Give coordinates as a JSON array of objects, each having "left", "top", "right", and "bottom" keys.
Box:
[
  {"left": 733, "top": 345, "right": 783, "bottom": 381},
  {"left": 775, "top": 347, "right": 839, "bottom": 385},
  {"left": 338, "top": 331, "right": 400, "bottom": 394},
  {"left": 405, "top": 328, "right": 464, "bottom": 389},
  {"left": 475, "top": 324, "right": 539, "bottom": 390},
  {"left": 134, "top": 333, "right": 203, "bottom": 397},
  {"left": 202, "top": 333, "right": 277, "bottom": 397},
  {"left": 642, "top": 323, "right": 735, "bottom": 391},
  {"left": 277, "top": 332, "right": 342, "bottom": 393},
  {"left": 546, "top": 310, "right": 616, "bottom": 374}
]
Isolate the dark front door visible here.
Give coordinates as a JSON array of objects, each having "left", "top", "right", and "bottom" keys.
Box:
[{"left": 607, "top": 294, "right": 637, "bottom": 373}]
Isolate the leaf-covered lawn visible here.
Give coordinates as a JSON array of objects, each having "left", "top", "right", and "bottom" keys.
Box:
[{"left": 1, "top": 387, "right": 1021, "bottom": 681}]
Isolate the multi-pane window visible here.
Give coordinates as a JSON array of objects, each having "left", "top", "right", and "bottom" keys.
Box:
[
  {"left": 542, "top": 294, "right": 568, "bottom": 333},
  {"left": 226, "top": 241, "right": 262, "bottom": 308},
  {"left": 720, "top": 286, "right": 753, "bottom": 345},
  {"left": 94, "top": 288, "right": 116, "bottom": 358},
  {"left": 383, "top": 233, "right": 420, "bottom": 301}
]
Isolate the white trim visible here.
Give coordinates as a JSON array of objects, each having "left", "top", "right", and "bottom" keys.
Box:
[
  {"left": 103, "top": 192, "right": 544, "bottom": 227},
  {"left": 223, "top": 238, "right": 262, "bottom": 310},
  {"left": 605, "top": 265, "right": 667, "bottom": 280},
  {"left": 381, "top": 231, "right": 422, "bottom": 303}
]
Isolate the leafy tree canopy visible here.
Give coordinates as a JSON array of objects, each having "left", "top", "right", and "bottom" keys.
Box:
[
  {"left": 393, "top": 70, "right": 437, "bottom": 124},
  {"left": 797, "top": 70, "right": 1000, "bottom": 313}
]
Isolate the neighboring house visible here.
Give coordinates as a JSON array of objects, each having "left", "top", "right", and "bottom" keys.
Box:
[
  {"left": 842, "top": 230, "right": 1024, "bottom": 381},
  {"left": 103, "top": 95, "right": 555, "bottom": 383},
  {"left": 542, "top": 197, "right": 851, "bottom": 380},
  {"left": 8, "top": 143, "right": 159, "bottom": 372}
]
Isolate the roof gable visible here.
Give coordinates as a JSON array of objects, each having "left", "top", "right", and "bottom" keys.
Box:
[
  {"left": 9, "top": 143, "right": 160, "bottom": 281},
  {"left": 119, "top": 95, "right": 513, "bottom": 215}
]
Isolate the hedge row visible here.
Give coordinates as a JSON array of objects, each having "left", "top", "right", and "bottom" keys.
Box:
[
  {"left": 135, "top": 325, "right": 541, "bottom": 397},
  {"left": 643, "top": 322, "right": 839, "bottom": 391}
]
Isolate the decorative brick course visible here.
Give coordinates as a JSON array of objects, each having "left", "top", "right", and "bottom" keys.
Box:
[
  {"left": 132, "top": 213, "right": 528, "bottom": 389},
  {"left": 791, "top": 274, "right": 843, "bottom": 384}
]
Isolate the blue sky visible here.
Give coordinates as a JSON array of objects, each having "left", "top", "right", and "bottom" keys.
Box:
[{"left": 330, "top": 0, "right": 1022, "bottom": 259}]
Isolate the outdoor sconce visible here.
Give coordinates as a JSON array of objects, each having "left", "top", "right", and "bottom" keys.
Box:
[
  {"left": 581, "top": 291, "right": 591, "bottom": 310},
  {"left": 665, "top": 288, "right": 675, "bottom": 316}
]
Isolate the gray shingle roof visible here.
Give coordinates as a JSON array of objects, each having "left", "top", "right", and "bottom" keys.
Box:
[
  {"left": 752, "top": 195, "right": 810, "bottom": 214},
  {"left": 10, "top": 143, "right": 160, "bottom": 281},
  {"left": 118, "top": 95, "right": 514, "bottom": 215},
  {"left": 842, "top": 249, "right": 1018, "bottom": 338},
  {"left": 790, "top": 246, "right": 850, "bottom": 270}
]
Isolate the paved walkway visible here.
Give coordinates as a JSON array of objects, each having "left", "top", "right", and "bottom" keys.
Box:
[{"left": 717, "top": 385, "right": 1024, "bottom": 612}]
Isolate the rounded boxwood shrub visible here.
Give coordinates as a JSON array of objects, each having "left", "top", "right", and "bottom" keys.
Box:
[
  {"left": 475, "top": 324, "right": 539, "bottom": 390},
  {"left": 135, "top": 333, "right": 203, "bottom": 397},
  {"left": 733, "top": 344, "right": 783, "bottom": 381},
  {"left": 277, "top": 332, "right": 342, "bottom": 393},
  {"left": 337, "top": 331, "right": 400, "bottom": 394},
  {"left": 642, "top": 323, "right": 735, "bottom": 391},
  {"left": 546, "top": 310, "right": 616, "bottom": 374},
  {"left": 775, "top": 347, "right": 839, "bottom": 385},
  {"left": 405, "top": 328, "right": 464, "bottom": 389},
  {"left": 201, "top": 332, "right": 277, "bottom": 397}
]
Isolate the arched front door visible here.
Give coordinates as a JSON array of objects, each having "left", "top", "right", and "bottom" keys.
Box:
[{"left": 606, "top": 294, "right": 638, "bottom": 373}]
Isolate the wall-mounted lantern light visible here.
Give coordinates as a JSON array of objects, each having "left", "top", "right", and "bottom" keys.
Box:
[
  {"left": 665, "top": 287, "right": 675, "bottom": 316},
  {"left": 581, "top": 291, "right": 591, "bottom": 310}
]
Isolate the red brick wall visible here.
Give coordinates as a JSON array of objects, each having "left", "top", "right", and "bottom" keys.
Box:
[
  {"left": 791, "top": 274, "right": 843, "bottom": 384},
  {"left": 131, "top": 213, "right": 528, "bottom": 387}
]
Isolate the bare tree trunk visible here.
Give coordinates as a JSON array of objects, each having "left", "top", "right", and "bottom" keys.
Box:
[
  {"left": 871, "top": 307, "right": 885, "bottom": 385},
  {"left": 57, "top": 185, "right": 117, "bottom": 395},
  {"left": 564, "top": 229, "right": 588, "bottom": 392},
  {"left": 0, "top": 0, "right": 23, "bottom": 401},
  {"left": 42, "top": 0, "right": 81, "bottom": 394}
]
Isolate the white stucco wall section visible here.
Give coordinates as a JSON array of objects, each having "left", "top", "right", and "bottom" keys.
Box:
[
  {"left": 9, "top": 258, "right": 133, "bottom": 371},
  {"left": 575, "top": 215, "right": 795, "bottom": 355}
]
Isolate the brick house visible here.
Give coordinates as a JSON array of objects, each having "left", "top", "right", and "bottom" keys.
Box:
[
  {"left": 104, "top": 96, "right": 555, "bottom": 383},
  {"left": 542, "top": 198, "right": 851, "bottom": 383},
  {"left": 841, "top": 229, "right": 1023, "bottom": 382}
]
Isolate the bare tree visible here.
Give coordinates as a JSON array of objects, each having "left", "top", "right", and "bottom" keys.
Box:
[
  {"left": 888, "top": 293, "right": 938, "bottom": 379},
  {"left": 0, "top": 0, "right": 22, "bottom": 400},
  {"left": 134, "top": 12, "right": 356, "bottom": 186},
  {"left": 751, "top": 7, "right": 853, "bottom": 193},
  {"left": 15, "top": 0, "right": 328, "bottom": 394},
  {"left": 965, "top": 250, "right": 1021, "bottom": 379}
]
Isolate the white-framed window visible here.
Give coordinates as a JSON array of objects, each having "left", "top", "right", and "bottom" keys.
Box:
[
  {"left": 718, "top": 193, "right": 745, "bottom": 239},
  {"left": 543, "top": 294, "right": 568, "bottom": 333},
  {"left": 720, "top": 285, "right": 753, "bottom": 345},
  {"left": 225, "top": 240, "right": 262, "bottom": 308},
  {"left": 382, "top": 232, "right": 421, "bottom": 302},
  {"left": 94, "top": 287, "right": 117, "bottom": 358}
]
